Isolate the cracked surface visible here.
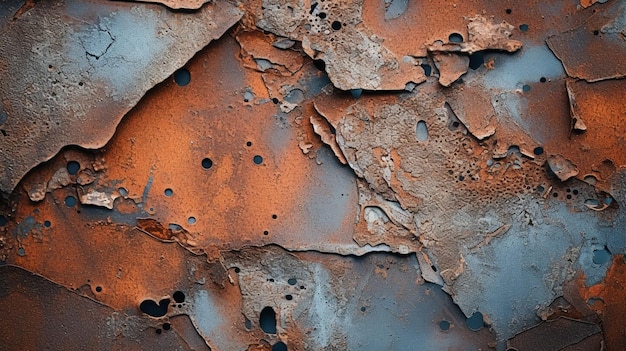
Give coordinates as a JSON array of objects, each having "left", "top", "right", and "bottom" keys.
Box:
[{"left": 0, "top": 0, "right": 625, "bottom": 350}]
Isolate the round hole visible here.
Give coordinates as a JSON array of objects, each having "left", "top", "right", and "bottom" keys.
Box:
[
  {"left": 201, "top": 158, "right": 213, "bottom": 169},
  {"left": 188, "top": 216, "right": 196, "bottom": 225},
  {"left": 288, "top": 278, "right": 297, "bottom": 285},
  {"left": 272, "top": 98, "right": 279, "bottom": 104},
  {"left": 533, "top": 147, "right": 544, "bottom": 155},
  {"left": 519, "top": 24, "right": 529, "bottom": 32},
  {"left": 566, "top": 194, "right": 572, "bottom": 199},
  {"left": 593, "top": 247, "right": 612, "bottom": 264},
  {"left": 466, "top": 312, "right": 484, "bottom": 331},
  {"left": 505, "top": 8, "right": 512, "bottom": 14},
  {"left": 272, "top": 342, "right": 288, "bottom": 351},
  {"left": 174, "top": 68, "right": 191, "bottom": 86},
  {"left": 439, "top": 320, "right": 451, "bottom": 331},
  {"left": 318, "top": 12, "right": 327, "bottom": 19},
  {"left": 522, "top": 84, "right": 531, "bottom": 92},
  {"left": 66, "top": 161, "right": 80, "bottom": 175},
  {"left": 272, "top": 214, "right": 277, "bottom": 219},
  {"left": 263, "top": 230, "right": 269, "bottom": 235},
  {"left": 95, "top": 286, "right": 102, "bottom": 293},
  {"left": 331, "top": 21, "right": 342, "bottom": 30},
  {"left": 44, "top": 220, "right": 51, "bottom": 228},
  {"left": 573, "top": 189, "right": 579, "bottom": 195},
  {"left": 234, "top": 267, "right": 241, "bottom": 273},
  {"left": 156, "top": 329, "right": 162, "bottom": 334},
  {"left": 260, "top": 306, "right": 277, "bottom": 334},
  {"left": 593, "top": 30, "right": 599, "bottom": 35},
  {"left": 553, "top": 192, "right": 558, "bottom": 198},
  {"left": 537, "top": 185, "right": 545, "bottom": 193},
  {"left": 64, "top": 195, "right": 77, "bottom": 207},
  {"left": 246, "top": 141, "right": 252, "bottom": 147},
  {"left": 540, "top": 77, "right": 547, "bottom": 83},
  {"left": 360, "top": 306, "right": 366, "bottom": 312},
  {"left": 164, "top": 188, "right": 173, "bottom": 197},
  {"left": 452, "top": 121, "right": 460, "bottom": 128},
  {"left": 285, "top": 294, "right": 293, "bottom": 300},
  {"left": 173, "top": 291, "right": 185, "bottom": 303},
  {"left": 163, "top": 323, "right": 171, "bottom": 331},
  {"left": 448, "top": 33, "right": 463, "bottom": 43},
  {"left": 253, "top": 155, "right": 263, "bottom": 165}
]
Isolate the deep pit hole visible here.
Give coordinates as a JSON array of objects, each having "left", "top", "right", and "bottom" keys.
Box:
[
  {"left": 313, "top": 59, "right": 326, "bottom": 71},
  {"left": 331, "top": 21, "right": 342, "bottom": 30},
  {"left": 593, "top": 30, "right": 599, "bottom": 35},
  {"left": 519, "top": 24, "right": 529, "bottom": 32},
  {"left": 466, "top": 311, "right": 484, "bottom": 331},
  {"left": 540, "top": 77, "right": 547, "bottom": 83},
  {"left": 439, "top": 320, "right": 451, "bottom": 331},
  {"left": 164, "top": 188, "right": 173, "bottom": 197},
  {"left": 44, "top": 220, "right": 51, "bottom": 227},
  {"left": 253, "top": 155, "right": 263, "bottom": 165},
  {"left": 448, "top": 32, "right": 464, "bottom": 43},
  {"left": 287, "top": 278, "right": 297, "bottom": 285},
  {"left": 163, "top": 323, "right": 171, "bottom": 331},
  {"left": 420, "top": 64, "right": 432, "bottom": 76},
  {"left": 360, "top": 306, "right": 366, "bottom": 312},
  {"left": 285, "top": 294, "right": 293, "bottom": 301},
  {"left": 263, "top": 230, "right": 269, "bottom": 236},
  {"left": 95, "top": 286, "right": 102, "bottom": 293},
  {"left": 259, "top": 306, "right": 277, "bottom": 334},
  {"left": 66, "top": 161, "right": 80, "bottom": 175},
  {"left": 140, "top": 298, "right": 170, "bottom": 317},
  {"left": 156, "top": 329, "right": 162, "bottom": 334},
  {"left": 201, "top": 158, "right": 213, "bottom": 169},
  {"left": 416, "top": 120, "right": 429, "bottom": 142},
  {"left": 505, "top": 8, "right": 512, "bottom": 14},
  {"left": 469, "top": 52, "right": 484, "bottom": 70},
  {"left": 174, "top": 68, "right": 191, "bottom": 86},
  {"left": 533, "top": 146, "right": 544, "bottom": 155},
  {"left": 246, "top": 141, "right": 252, "bottom": 147},
  {"left": 272, "top": 341, "right": 288, "bottom": 351},
  {"left": 593, "top": 247, "right": 612, "bottom": 264},
  {"left": 272, "top": 214, "right": 278, "bottom": 219},
  {"left": 318, "top": 12, "right": 327, "bottom": 19},
  {"left": 173, "top": 291, "right": 185, "bottom": 303},
  {"left": 64, "top": 195, "right": 77, "bottom": 207},
  {"left": 272, "top": 97, "right": 279, "bottom": 104}
]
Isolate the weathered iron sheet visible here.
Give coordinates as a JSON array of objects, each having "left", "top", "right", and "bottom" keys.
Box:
[
  {"left": 0, "top": 0, "right": 625, "bottom": 350},
  {"left": 0, "top": 0, "right": 242, "bottom": 194}
]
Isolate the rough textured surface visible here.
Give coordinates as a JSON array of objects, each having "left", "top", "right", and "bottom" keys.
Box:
[
  {"left": 0, "top": 0, "right": 242, "bottom": 194},
  {"left": 0, "top": 0, "right": 625, "bottom": 350}
]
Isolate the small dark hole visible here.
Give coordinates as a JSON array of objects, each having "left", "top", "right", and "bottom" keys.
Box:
[
  {"left": 452, "top": 121, "right": 460, "bottom": 128},
  {"left": 272, "top": 214, "right": 277, "bottom": 219},
  {"left": 567, "top": 194, "right": 572, "bottom": 199},
  {"left": 246, "top": 141, "right": 252, "bottom": 146},
  {"left": 234, "top": 267, "right": 241, "bottom": 273},
  {"left": 173, "top": 291, "right": 185, "bottom": 303},
  {"left": 459, "top": 175, "right": 465, "bottom": 181},
  {"left": 285, "top": 294, "right": 293, "bottom": 300},
  {"left": 66, "top": 161, "right": 80, "bottom": 175},
  {"left": 272, "top": 341, "right": 288, "bottom": 351},
  {"left": 439, "top": 320, "right": 451, "bottom": 331},
  {"left": 163, "top": 323, "right": 171, "bottom": 331},
  {"left": 95, "top": 286, "right": 102, "bottom": 293},
  {"left": 553, "top": 192, "right": 558, "bottom": 198},
  {"left": 533, "top": 147, "right": 544, "bottom": 155},
  {"left": 505, "top": 8, "right": 512, "bottom": 14},
  {"left": 44, "top": 220, "right": 51, "bottom": 228},
  {"left": 519, "top": 24, "right": 529, "bottom": 32},
  {"left": 140, "top": 298, "right": 170, "bottom": 317},
  {"left": 156, "top": 329, "right": 162, "bottom": 334},
  {"left": 164, "top": 188, "right": 173, "bottom": 197},
  {"left": 202, "top": 158, "right": 213, "bottom": 169},
  {"left": 299, "top": 285, "right": 305, "bottom": 290},
  {"left": 540, "top": 77, "right": 547, "bottom": 83},
  {"left": 522, "top": 84, "right": 531, "bottom": 92},
  {"left": 431, "top": 265, "right": 438, "bottom": 272},
  {"left": 272, "top": 98, "right": 279, "bottom": 104},
  {"left": 593, "top": 30, "right": 599, "bottom": 35},
  {"left": 318, "top": 12, "right": 326, "bottom": 19},
  {"left": 313, "top": 59, "right": 326, "bottom": 71},
  {"left": 263, "top": 230, "right": 269, "bottom": 235},
  {"left": 331, "top": 21, "right": 342, "bottom": 30},
  {"left": 174, "top": 68, "right": 191, "bottom": 86},
  {"left": 65, "top": 196, "right": 77, "bottom": 207},
  {"left": 260, "top": 306, "right": 277, "bottom": 334},
  {"left": 469, "top": 52, "right": 484, "bottom": 70},
  {"left": 253, "top": 155, "right": 263, "bottom": 164},
  {"left": 466, "top": 312, "right": 484, "bottom": 331},
  {"left": 360, "top": 306, "right": 366, "bottom": 312},
  {"left": 573, "top": 189, "right": 579, "bottom": 195},
  {"left": 288, "top": 278, "right": 297, "bottom": 285},
  {"left": 420, "top": 64, "right": 432, "bottom": 76},
  {"left": 448, "top": 32, "right": 463, "bottom": 43}
]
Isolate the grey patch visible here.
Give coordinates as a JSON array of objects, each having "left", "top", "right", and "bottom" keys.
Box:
[{"left": 384, "top": 0, "right": 408, "bottom": 20}]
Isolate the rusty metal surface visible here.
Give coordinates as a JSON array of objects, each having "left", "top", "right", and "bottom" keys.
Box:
[{"left": 0, "top": 0, "right": 625, "bottom": 350}]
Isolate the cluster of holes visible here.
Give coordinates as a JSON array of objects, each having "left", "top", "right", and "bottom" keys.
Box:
[{"left": 140, "top": 291, "right": 186, "bottom": 319}]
